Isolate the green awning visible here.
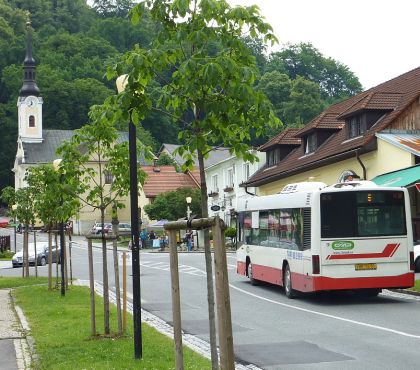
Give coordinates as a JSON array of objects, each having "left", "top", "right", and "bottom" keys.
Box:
[{"left": 372, "top": 166, "right": 420, "bottom": 187}]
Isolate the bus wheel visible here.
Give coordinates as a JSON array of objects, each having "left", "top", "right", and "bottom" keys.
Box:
[
  {"left": 248, "top": 262, "right": 259, "bottom": 286},
  {"left": 284, "top": 265, "right": 295, "bottom": 299}
]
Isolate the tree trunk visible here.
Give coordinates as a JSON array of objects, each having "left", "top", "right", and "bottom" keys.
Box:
[
  {"left": 101, "top": 209, "right": 110, "bottom": 335},
  {"left": 197, "top": 149, "right": 218, "bottom": 369}
]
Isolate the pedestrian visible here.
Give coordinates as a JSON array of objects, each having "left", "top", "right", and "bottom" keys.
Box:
[
  {"left": 149, "top": 230, "right": 156, "bottom": 240},
  {"left": 185, "top": 230, "right": 193, "bottom": 252},
  {"left": 140, "top": 229, "right": 148, "bottom": 248}
]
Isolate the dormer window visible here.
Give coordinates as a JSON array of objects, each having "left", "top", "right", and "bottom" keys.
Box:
[
  {"left": 28, "top": 115, "right": 35, "bottom": 128},
  {"left": 267, "top": 148, "right": 280, "bottom": 167},
  {"left": 305, "top": 133, "right": 316, "bottom": 154},
  {"left": 348, "top": 115, "right": 363, "bottom": 138}
]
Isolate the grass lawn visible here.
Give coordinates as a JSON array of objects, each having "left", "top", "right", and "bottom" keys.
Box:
[
  {"left": 0, "top": 276, "right": 49, "bottom": 289},
  {"left": 12, "top": 283, "right": 210, "bottom": 369},
  {"left": 410, "top": 280, "right": 420, "bottom": 292}
]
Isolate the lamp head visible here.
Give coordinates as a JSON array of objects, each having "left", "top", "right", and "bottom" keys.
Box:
[
  {"left": 116, "top": 74, "right": 129, "bottom": 93},
  {"left": 186, "top": 196, "right": 192, "bottom": 204},
  {"left": 53, "top": 158, "right": 62, "bottom": 171}
]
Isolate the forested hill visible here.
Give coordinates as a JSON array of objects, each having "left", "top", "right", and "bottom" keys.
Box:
[{"left": 0, "top": 0, "right": 362, "bottom": 191}]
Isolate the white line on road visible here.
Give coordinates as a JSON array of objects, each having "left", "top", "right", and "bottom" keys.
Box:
[{"left": 229, "top": 284, "right": 420, "bottom": 339}]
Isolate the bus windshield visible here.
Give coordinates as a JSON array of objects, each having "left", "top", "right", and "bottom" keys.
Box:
[{"left": 321, "top": 190, "right": 406, "bottom": 238}]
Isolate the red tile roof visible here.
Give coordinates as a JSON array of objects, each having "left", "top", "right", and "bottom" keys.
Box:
[
  {"left": 246, "top": 67, "right": 420, "bottom": 187},
  {"left": 142, "top": 166, "right": 199, "bottom": 197},
  {"left": 259, "top": 128, "right": 301, "bottom": 151}
]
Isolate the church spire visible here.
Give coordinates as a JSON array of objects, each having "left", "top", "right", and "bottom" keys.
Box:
[{"left": 19, "top": 21, "right": 40, "bottom": 97}]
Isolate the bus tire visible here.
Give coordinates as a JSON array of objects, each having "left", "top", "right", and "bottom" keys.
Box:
[
  {"left": 248, "top": 262, "right": 259, "bottom": 286},
  {"left": 284, "top": 264, "right": 295, "bottom": 299},
  {"left": 415, "top": 257, "right": 420, "bottom": 273}
]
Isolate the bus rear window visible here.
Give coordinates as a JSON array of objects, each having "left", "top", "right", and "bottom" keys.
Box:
[{"left": 321, "top": 191, "right": 406, "bottom": 238}]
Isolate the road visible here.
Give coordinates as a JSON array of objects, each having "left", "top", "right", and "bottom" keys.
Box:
[{"left": 2, "top": 230, "right": 420, "bottom": 369}]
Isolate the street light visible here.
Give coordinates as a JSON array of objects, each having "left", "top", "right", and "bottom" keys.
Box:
[
  {"left": 53, "top": 158, "right": 66, "bottom": 297},
  {"left": 11, "top": 204, "right": 17, "bottom": 252},
  {"left": 116, "top": 74, "right": 142, "bottom": 359},
  {"left": 186, "top": 196, "right": 192, "bottom": 219}
]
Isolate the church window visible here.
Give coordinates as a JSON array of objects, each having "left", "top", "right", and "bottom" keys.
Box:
[{"left": 29, "top": 115, "right": 35, "bottom": 128}]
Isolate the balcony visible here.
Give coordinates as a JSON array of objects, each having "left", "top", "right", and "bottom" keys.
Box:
[
  {"left": 208, "top": 189, "right": 219, "bottom": 197},
  {"left": 223, "top": 185, "right": 234, "bottom": 193}
]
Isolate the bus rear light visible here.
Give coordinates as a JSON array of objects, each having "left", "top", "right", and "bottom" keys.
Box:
[
  {"left": 410, "top": 251, "right": 415, "bottom": 271},
  {"left": 312, "top": 255, "right": 320, "bottom": 274}
]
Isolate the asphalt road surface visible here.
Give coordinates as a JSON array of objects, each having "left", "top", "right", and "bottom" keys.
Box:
[{"left": 2, "top": 230, "right": 420, "bottom": 369}]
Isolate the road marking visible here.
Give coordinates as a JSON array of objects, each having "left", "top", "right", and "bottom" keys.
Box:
[{"left": 229, "top": 284, "right": 420, "bottom": 339}]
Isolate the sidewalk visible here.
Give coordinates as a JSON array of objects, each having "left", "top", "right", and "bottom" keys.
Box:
[{"left": 0, "top": 289, "right": 31, "bottom": 369}]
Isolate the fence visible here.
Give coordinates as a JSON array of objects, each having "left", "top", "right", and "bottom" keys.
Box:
[{"left": 0, "top": 235, "right": 11, "bottom": 252}]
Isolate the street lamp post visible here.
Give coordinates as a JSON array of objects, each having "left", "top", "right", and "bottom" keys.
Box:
[
  {"left": 116, "top": 74, "right": 142, "bottom": 359},
  {"left": 12, "top": 204, "right": 17, "bottom": 253},
  {"left": 186, "top": 196, "right": 192, "bottom": 219},
  {"left": 53, "top": 158, "right": 66, "bottom": 297}
]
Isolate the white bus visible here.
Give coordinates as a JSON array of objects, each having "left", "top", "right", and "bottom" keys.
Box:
[{"left": 236, "top": 181, "right": 415, "bottom": 298}]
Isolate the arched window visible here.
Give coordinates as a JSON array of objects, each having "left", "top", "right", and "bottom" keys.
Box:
[{"left": 29, "top": 115, "right": 35, "bottom": 128}]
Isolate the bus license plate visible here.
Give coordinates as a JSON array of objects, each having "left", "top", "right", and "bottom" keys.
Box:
[{"left": 355, "top": 263, "right": 377, "bottom": 271}]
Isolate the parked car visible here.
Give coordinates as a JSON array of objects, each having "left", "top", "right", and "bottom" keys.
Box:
[
  {"left": 414, "top": 244, "right": 420, "bottom": 272},
  {"left": 91, "top": 222, "right": 112, "bottom": 234},
  {"left": 12, "top": 242, "right": 60, "bottom": 268},
  {"left": 118, "top": 223, "right": 131, "bottom": 234}
]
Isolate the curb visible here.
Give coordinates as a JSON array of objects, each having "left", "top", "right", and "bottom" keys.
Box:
[{"left": 10, "top": 292, "right": 34, "bottom": 370}]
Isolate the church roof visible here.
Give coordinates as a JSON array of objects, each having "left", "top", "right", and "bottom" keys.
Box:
[
  {"left": 158, "top": 143, "right": 232, "bottom": 169},
  {"left": 21, "top": 129, "right": 147, "bottom": 165}
]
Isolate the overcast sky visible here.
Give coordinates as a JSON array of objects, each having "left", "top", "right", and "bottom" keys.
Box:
[{"left": 228, "top": 0, "right": 420, "bottom": 90}]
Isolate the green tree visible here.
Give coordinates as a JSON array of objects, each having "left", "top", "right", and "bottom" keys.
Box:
[
  {"left": 144, "top": 188, "right": 201, "bottom": 221},
  {"left": 282, "top": 76, "right": 324, "bottom": 126},
  {"left": 109, "top": 1, "right": 279, "bottom": 365},
  {"left": 268, "top": 43, "right": 363, "bottom": 100},
  {"left": 155, "top": 153, "right": 179, "bottom": 170},
  {"left": 57, "top": 103, "right": 147, "bottom": 335},
  {"left": 25, "top": 164, "right": 79, "bottom": 290}
]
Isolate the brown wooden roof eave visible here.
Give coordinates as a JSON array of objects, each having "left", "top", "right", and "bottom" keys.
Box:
[{"left": 244, "top": 144, "right": 376, "bottom": 188}]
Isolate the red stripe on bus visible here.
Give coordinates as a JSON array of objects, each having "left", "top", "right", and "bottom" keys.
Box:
[
  {"left": 237, "top": 262, "right": 414, "bottom": 292},
  {"left": 326, "top": 243, "right": 400, "bottom": 260}
]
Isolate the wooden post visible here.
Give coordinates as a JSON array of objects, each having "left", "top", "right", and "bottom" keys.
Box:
[
  {"left": 113, "top": 239, "right": 122, "bottom": 335},
  {"left": 212, "top": 217, "right": 235, "bottom": 370},
  {"left": 122, "top": 251, "right": 127, "bottom": 334},
  {"left": 34, "top": 230, "right": 38, "bottom": 278},
  {"left": 64, "top": 233, "right": 68, "bottom": 288},
  {"left": 69, "top": 235, "right": 73, "bottom": 285},
  {"left": 48, "top": 231, "right": 52, "bottom": 291},
  {"left": 24, "top": 230, "right": 29, "bottom": 278},
  {"left": 88, "top": 239, "right": 96, "bottom": 336},
  {"left": 169, "top": 229, "right": 184, "bottom": 370},
  {"left": 55, "top": 233, "right": 59, "bottom": 287}
]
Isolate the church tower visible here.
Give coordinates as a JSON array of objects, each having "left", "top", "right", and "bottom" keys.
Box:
[{"left": 17, "top": 22, "right": 43, "bottom": 143}]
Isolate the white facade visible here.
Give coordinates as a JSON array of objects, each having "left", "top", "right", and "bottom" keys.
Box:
[{"left": 205, "top": 150, "right": 265, "bottom": 226}]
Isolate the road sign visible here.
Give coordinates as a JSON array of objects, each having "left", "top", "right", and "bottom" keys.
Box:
[{"left": 211, "top": 205, "right": 221, "bottom": 211}]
